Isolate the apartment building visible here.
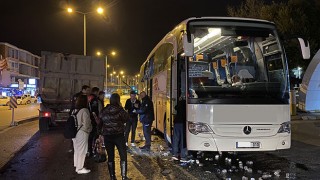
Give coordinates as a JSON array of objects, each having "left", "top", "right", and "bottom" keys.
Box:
[{"left": 0, "top": 42, "right": 40, "bottom": 96}]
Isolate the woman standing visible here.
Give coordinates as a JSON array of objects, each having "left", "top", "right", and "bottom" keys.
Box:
[
  {"left": 99, "top": 93, "right": 129, "bottom": 180},
  {"left": 72, "top": 95, "right": 92, "bottom": 174}
]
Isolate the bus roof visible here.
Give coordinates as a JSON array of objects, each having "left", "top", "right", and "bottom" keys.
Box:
[
  {"left": 142, "top": 17, "right": 275, "bottom": 66},
  {"left": 182, "top": 17, "right": 274, "bottom": 25}
]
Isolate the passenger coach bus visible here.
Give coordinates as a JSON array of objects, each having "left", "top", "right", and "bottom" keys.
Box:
[{"left": 138, "top": 17, "right": 309, "bottom": 152}]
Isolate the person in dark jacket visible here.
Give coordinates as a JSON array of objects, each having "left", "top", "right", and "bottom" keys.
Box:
[
  {"left": 98, "top": 93, "right": 129, "bottom": 180},
  {"left": 70, "top": 85, "right": 90, "bottom": 115},
  {"left": 98, "top": 91, "right": 105, "bottom": 113},
  {"left": 124, "top": 91, "right": 141, "bottom": 147},
  {"left": 172, "top": 96, "right": 187, "bottom": 161},
  {"left": 88, "top": 87, "right": 100, "bottom": 156},
  {"left": 135, "top": 91, "right": 154, "bottom": 151}
]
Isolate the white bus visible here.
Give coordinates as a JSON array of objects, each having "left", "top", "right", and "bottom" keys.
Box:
[{"left": 139, "top": 17, "right": 309, "bottom": 152}]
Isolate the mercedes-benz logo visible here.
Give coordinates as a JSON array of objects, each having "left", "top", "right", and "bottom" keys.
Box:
[{"left": 243, "top": 126, "right": 252, "bottom": 135}]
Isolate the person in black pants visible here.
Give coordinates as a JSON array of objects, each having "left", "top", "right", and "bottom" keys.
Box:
[
  {"left": 136, "top": 91, "right": 154, "bottom": 151},
  {"left": 124, "top": 91, "right": 141, "bottom": 147},
  {"left": 88, "top": 87, "right": 100, "bottom": 157},
  {"left": 98, "top": 93, "right": 129, "bottom": 180},
  {"left": 172, "top": 96, "right": 187, "bottom": 161}
]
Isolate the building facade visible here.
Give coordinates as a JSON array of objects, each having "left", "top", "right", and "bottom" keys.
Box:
[{"left": 0, "top": 42, "right": 40, "bottom": 96}]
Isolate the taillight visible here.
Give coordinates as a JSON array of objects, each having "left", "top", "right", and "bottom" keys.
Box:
[{"left": 40, "top": 112, "right": 51, "bottom": 118}]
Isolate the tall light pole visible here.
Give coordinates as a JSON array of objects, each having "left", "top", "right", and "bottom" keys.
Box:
[
  {"left": 96, "top": 50, "right": 116, "bottom": 91},
  {"left": 67, "top": 7, "right": 104, "bottom": 56},
  {"left": 107, "top": 51, "right": 116, "bottom": 91}
]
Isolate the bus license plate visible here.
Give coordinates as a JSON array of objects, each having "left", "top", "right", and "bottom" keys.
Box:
[{"left": 236, "top": 142, "right": 260, "bottom": 148}]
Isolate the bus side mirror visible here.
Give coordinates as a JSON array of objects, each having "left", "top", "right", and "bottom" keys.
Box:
[
  {"left": 298, "top": 38, "right": 310, "bottom": 59},
  {"left": 183, "top": 34, "right": 194, "bottom": 57}
]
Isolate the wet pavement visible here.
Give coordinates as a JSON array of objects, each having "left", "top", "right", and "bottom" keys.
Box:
[
  {"left": 0, "top": 120, "right": 320, "bottom": 179},
  {"left": 0, "top": 123, "right": 200, "bottom": 180}
]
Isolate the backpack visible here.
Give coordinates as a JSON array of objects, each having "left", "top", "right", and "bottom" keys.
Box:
[{"left": 64, "top": 109, "right": 83, "bottom": 139}]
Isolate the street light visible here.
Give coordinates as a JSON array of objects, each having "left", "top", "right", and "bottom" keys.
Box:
[
  {"left": 110, "top": 73, "right": 113, "bottom": 83},
  {"left": 67, "top": 8, "right": 73, "bottom": 13},
  {"left": 96, "top": 50, "right": 117, "bottom": 91},
  {"left": 67, "top": 6, "right": 104, "bottom": 56},
  {"left": 97, "top": 7, "right": 104, "bottom": 14}
]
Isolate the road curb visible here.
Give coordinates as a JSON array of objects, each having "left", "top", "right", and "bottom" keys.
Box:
[
  {"left": 0, "top": 116, "right": 38, "bottom": 133},
  {"left": 16, "top": 116, "right": 38, "bottom": 125}
]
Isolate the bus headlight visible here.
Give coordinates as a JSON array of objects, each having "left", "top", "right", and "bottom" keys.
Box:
[
  {"left": 278, "top": 121, "right": 291, "bottom": 133},
  {"left": 188, "top": 121, "right": 213, "bottom": 135}
]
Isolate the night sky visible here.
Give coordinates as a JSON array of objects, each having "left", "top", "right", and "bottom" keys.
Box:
[{"left": 0, "top": 0, "right": 246, "bottom": 75}]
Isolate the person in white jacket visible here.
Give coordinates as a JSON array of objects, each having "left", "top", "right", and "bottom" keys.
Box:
[{"left": 72, "top": 95, "right": 93, "bottom": 174}]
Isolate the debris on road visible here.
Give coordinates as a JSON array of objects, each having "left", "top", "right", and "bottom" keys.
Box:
[
  {"left": 273, "top": 170, "right": 281, "bottom": 177},
  {"left": 161, "top": 169, "right": 171, "bottom": 176}
]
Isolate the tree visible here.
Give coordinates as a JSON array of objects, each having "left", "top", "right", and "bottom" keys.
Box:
[{"left": 228, "top": 0, "right": 320, "bottom": 70}]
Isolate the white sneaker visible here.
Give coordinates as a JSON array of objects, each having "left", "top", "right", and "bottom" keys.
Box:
[
  {"left": 126, "top": 142, "right": 128, "bottom": 146},
  {"left": 131, "top": 143, "right": 136, "bottom": 147},
  {"left": 172, "top": 156, "right": 179, "bottom": 161},
  {"left": 77, "top": 168, "right": 91, "bottom": 174}
]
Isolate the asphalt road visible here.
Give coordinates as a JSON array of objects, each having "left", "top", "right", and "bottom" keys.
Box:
[
  {"left": 0, "top": 119, "right": 320, "bottom": 179},
  {"left": 0, "top": 121, "right": 199, "bottom": 180}
]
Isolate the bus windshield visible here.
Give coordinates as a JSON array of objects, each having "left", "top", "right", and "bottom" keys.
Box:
[{"left": 187, "top": 24, "right": 289, "bottom": 104}]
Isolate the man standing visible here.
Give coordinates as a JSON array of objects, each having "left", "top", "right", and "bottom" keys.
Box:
[
  {"left": 88, "top": 87, "right": 100, "bottom": 156},
  {"left": 97, "top": 91, "right": 105, "bottom": 113},
  {"left": 124, "top": 91, "right": 141, "bottom": 147},
  {"left": 172, "top": 96, "right": 187, "bottom": 161},
  {"left": 136, "top": 91, "right": 154, "bottom": 151},
  {"left": 71, "top": 85, "right": 90, "bottom": 114}
]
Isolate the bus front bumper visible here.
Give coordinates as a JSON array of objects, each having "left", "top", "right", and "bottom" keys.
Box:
[{"left": 186, "top": 133, "right": 291, "bottom": 152}]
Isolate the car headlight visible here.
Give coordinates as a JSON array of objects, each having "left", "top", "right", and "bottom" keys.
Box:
[
  {"left": 188, "top": 121, "right": 213, "bottom": 135},
  {"left": 278, "top": 121, "right": 291, "bottom": 133}
]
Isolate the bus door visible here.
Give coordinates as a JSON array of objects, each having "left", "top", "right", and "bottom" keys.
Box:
[{"left": 170, "top": 60, "right": 178, "bottom": 142}]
